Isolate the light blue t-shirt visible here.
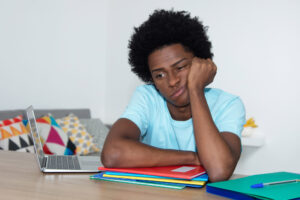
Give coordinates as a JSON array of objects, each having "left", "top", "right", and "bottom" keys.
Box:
[{"left": 121, "top": 84, "right": 246, "bottom": 152}]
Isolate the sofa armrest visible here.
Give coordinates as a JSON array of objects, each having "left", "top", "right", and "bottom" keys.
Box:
[{"left": 0, "top": 108, "right": 91, "bottom": 120}]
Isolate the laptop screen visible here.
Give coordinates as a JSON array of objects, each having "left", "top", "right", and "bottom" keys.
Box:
[{"left": 26, "top": 106, "right": 45, "bottom": 169}]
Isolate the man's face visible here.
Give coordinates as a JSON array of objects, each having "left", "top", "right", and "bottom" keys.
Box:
[{"left": 148, "top": 43, "right": 194, "bottom": 107}]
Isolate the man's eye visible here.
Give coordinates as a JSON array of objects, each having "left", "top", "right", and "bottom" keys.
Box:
[
  {"left": 155, "top": 73, "right": 165, "bottom": 79},
  {"left": 177, "top": 65, "right": 187, "bottom": 71}
]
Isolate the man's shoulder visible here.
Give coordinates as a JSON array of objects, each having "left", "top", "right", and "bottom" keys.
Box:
[
  {"left": 205, "top": 88, "right": 241, "bottom": 104},
  {"left": 135, "top": 84, "right": 161, "bottom": 98},
  {"left": 133, "top": 84, "right": 164, "bottom": 107},
  {"left": 136, "top": 84, "right": 156, "bottom": 92}
]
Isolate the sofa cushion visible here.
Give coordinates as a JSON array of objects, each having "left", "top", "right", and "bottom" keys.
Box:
[
  {"left": 0, "top": 121, "right": 34, "bottom": 152},
  {"left": 0, "top": 115, "right": 23, "bottom": 128},
  {"left": 79, "top": 118, "right": 109, "bottom": 156},
  {"left": 56, "top": 114, "right": 100, "bottom": 155},
  {"left": 34, "top": 115, "right": 76, "bottom": 155}
]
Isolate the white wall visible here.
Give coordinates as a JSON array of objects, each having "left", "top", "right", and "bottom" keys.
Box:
[
  {"left": 1, "top": 0, "right": 299, "bottom": 175},
  {"left": 0, "top": 0, "right": 108, "bottom": 118}
]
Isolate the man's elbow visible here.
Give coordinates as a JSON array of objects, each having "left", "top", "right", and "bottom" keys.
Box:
[
  {"left": 208, "top": 168, "right": 232, "bottom": 182},
  {"left": 101, "top": 147, "right": 122, "bottom": 168},
  {"left": 207, "top": 162, "right": 236, "bottom": 182}
]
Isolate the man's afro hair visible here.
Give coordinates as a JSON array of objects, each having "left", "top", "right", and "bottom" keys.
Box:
[{"left": 128, "top": 9, "right": 213, "bottom": 83}]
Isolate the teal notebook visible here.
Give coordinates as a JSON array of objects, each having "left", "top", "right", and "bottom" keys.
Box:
[
  {"left": 206, "top": 172, "right": 300, "bottom": 200},
  {"left": 90, "top": 174, "right": 185, "bottom": 190}
]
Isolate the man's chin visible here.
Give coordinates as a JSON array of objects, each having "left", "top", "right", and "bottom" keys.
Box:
[{"left": 168, "top": 100, "right": 190, "bottom": 108}]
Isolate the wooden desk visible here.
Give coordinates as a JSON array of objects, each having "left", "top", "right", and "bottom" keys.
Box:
[{"left": 0, "top": 151, "right": 239, "bottom": 200}]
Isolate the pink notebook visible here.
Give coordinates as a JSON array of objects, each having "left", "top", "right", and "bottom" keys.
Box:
[{"left": 98, "top": 165, "right": 206, "bottom": 180}]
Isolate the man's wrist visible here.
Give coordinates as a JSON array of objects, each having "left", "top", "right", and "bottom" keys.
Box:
[{"left": 188, "top": 86, "right": 205, "bottom": 99}]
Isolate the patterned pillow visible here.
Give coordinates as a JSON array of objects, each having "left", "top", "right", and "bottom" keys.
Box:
[
  {"left": 0, "top": 115, "right": 23, "bottom": 128},
  {"left": 35, "top": 115, "right": 76, "bottom": 155},
  {"left": 0, "top": 121, "right": 34, "bottom": 152},
  {"left": 56, "top": 114, "right": 100, "bottom": 155}
]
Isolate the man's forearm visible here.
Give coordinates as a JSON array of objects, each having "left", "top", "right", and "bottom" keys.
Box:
[
  {"left": 101, "top": 137, "right": 199, "bottom": 168},
  {"left": 189, "top": 88, "right": 237, "bottom": 181}
]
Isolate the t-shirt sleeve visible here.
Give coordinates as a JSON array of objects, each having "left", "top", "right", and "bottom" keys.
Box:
[
  {"left": 120, "top": 87, "right": 150, "bottom": 137},
  {"left": 216, "top": 97, "right": 246, "bottom": 138}
]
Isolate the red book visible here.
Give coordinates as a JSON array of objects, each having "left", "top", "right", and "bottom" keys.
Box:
[{"left": 98, "top": 165, "right": 206, "bottom": 180}]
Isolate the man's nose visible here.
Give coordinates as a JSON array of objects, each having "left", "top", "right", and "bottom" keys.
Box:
[{"left": 168, "top": 71, "right": 180, "bottom": 87}]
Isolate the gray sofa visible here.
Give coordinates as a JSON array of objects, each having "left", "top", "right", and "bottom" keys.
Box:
[{"left": 0, "top": 108, "right": 110, "bottom": 156}]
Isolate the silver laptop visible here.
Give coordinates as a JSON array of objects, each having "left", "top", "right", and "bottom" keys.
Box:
[{"left": 26, "top": 105, "right": 102, "bottom": 173}]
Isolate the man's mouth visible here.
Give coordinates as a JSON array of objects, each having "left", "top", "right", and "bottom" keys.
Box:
[{"left": 171, "top": 87, "right": 185, "bottom": 98}]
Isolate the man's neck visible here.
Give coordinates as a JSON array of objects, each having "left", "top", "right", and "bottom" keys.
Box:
[{"left": 167, "top": 102, "right": 192, "bottom": 121}]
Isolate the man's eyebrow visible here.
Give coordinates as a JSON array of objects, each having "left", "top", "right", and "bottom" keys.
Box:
[
  {"left": 171, "top": 58, "right": 187, "bottom": 67},
  {"left": 151, "top": 58, "right": 187, "bottom": 73}
]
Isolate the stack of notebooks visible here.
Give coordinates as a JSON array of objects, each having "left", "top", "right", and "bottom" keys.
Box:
[{"left": 90, "top": 165, "right": 208, "bottom": 189}]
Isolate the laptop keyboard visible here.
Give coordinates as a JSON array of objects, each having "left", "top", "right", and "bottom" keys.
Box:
[{"left": 47, "top": 156, "right": 81, "bottom": 170}]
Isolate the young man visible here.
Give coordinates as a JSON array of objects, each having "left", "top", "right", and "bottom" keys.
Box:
[{"left": 101, "top": 9, "right": 246, "bottom": 182}]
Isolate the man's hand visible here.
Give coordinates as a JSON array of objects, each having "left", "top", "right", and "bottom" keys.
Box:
[{"left": 187, "top": 58, "right": 217, "bottom": 91}]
